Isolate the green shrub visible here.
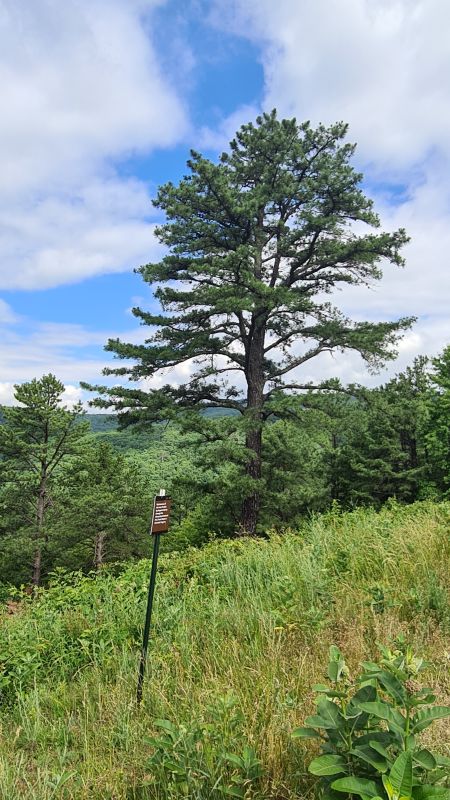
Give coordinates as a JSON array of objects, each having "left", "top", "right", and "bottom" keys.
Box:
[{"left": 293, "top": 642, "right": 450, "bottom": 800}]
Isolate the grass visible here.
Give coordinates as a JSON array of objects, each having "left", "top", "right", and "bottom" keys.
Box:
[{"left": 0, "top": 501, "right": 449, "bottom": 799}]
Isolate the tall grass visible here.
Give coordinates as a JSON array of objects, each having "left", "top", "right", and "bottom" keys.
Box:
[{"left": 0, "top": 501, "right": 449, "bottom": 799}]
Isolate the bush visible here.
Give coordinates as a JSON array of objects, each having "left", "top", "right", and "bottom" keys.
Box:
[{"left": 293, "top": 642, "right": 450, "bottom": 799}]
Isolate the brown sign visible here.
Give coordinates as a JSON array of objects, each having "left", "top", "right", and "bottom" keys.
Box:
[{"left": 151, "top": 496, "right": 171, "bottom": 534}]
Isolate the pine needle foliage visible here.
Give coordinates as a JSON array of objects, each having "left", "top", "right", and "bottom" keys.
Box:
[{"left": 85, "top": 111, "right": 413, "bottom": 532}]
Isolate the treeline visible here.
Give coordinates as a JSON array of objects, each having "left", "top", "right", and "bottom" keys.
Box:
[{"left": 0, "top": 347, "right": 449, "bottom": 588}]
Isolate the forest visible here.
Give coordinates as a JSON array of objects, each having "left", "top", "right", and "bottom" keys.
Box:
[{"left": 0, "top": 347, "right": 449, "bottom": 589}]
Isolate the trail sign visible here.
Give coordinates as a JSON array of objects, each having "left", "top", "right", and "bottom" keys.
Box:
[
  {"left": 151, "top": 495, "right": 171, "bottom": 533},
  {"left": 137, "top": 490, "right": 172, "bottom": 704}
]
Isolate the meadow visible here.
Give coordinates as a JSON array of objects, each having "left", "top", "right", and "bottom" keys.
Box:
[{"left": 0, "top": 501, "right": 449, "bottom": 799}]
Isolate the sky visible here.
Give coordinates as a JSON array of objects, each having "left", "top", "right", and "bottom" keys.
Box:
[{"left": 0, "top": 0, "right": 449, "bottom": 406}]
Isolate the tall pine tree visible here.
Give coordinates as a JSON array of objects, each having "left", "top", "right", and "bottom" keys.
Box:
[{"left": 86, "top": 112, "right": 412, "bottom": 534}]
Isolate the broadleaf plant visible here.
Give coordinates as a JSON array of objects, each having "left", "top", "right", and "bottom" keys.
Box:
[{"left": 292, "top": 641, "right": 450, "bottom": 799}]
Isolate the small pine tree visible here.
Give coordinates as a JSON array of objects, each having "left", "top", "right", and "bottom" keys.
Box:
[
  {"left": 329, "top": 358, "right": 431, "bottom": 506},
  {"left": 52, "top": 440, "right": 151, "bottom": 570},
  {"left": 0, "top": 375, "right": 89, "bottom": 586}
]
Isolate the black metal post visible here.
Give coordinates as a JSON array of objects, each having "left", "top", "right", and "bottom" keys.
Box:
[{"left": 136, "top": 531, "right": 161, "bottom": 705}]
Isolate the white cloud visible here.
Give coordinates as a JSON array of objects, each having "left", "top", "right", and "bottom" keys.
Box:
[
  {"left": 0, "top": 178, "right": 164, "bottom": 289},
  {"left": 0, "top": 0, "right": 186, "bottom": 196},
  {"left": 0, "top": 298, "right": 20, "bottom": 323},
  {"left": 0, "top": 380, "right": 85, "bottom": 409},
  {"left": 212, "top": 0, "right": 450, "bottom": 169},
  {"left": 207, "top": 0, "right": 450, "bottom": 374},
  {"left": 0, "top": 298, "right": 172, "bottom": 406},
  {"left": 0, "top": 382, "right": 16, "bottom": 405},
  {"left": 0, "top": 0, "right": 188, "bottom": 289},
  {"left": 0, "top": 325, "right": 109, "bottom": 389},
  {"left": 61, "top": 384, "right": 84, "bottom": 408}
]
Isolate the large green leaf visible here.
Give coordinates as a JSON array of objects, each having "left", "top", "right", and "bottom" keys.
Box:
[
  {"left": 308, "top": 754, "right": 347, "bottom": 776},
  {"left": 351, "top": 745, "right": 388, "bottom": 773},
  {"left": 360, "top": 661, "right": 380, "bottom": 673},
  {"left": 224, "top": 754, "right": 243, "bottom": 769},
  {"left": 357, "top": 701, "right": 406, "bottom": 732},
  {"left": 329, "top": 645, "right": 342, "bottom": 660},
  {"left": 351, "top": 685, "right": 378, "bottom": 705},
  {"left": 347, "top": 685, "right": 377, "bottom": 719},
  {"left": 331, "top": 776, "right": 380, "bottom": 797},
  {"left": 369, "top": 740, "right": 391, "bottom": 760},
  {"left": 377, "top": 670, "right": 406, "bottom": 704},
  {"left": 221, "top": 786, "right": 245, "bottom": 798},
  {"left": 304, "top": 714, "right": 338, "bottom": 730},
  {"left": 413, "top": 749, "right": 437, "bottom": 770},
  {"left": 411, "top": 706, "right": 450, "bottom": 734},
  {"left": 389, "top": 752, "right": 413, "bottom": 798},
  {"left": 291, "top": 726, "right": 321, "bottom": 739},
  {"left": 435, "top": 754, "right": 450, "bottom": 768},
  {"left": 317, "top": 698, "right": 345, "bottom": 729},
  {"left": 328, "top": 655, "right": 346, "bottom": 683},
  {"left": 357, "top": 731, "right": 393, "bottom": 748},
  {"left": 321, "top": 787, "right": 344, "bottom": 800}
]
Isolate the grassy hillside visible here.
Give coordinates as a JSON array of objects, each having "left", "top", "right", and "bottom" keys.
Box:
[{"left": 0, "top": 502, "right": 449, "bottom": 799}]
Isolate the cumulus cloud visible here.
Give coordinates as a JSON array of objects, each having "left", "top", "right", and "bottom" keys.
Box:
[
  {"left": 0, "top": 0, "right": 186, "bottom": 196},
  {"left": 0, "top": 301, "right": 151, "bottom": 405},
  {"left": 0, "top": 178, "right": 164, "bottom": 289},
  {"left": 211, "top": 0, "right": 450, "bottom": 169},
  {"left": 0, "top": 0, "right": 187, "bottom": 289},
  {"left": 208, "top": 0, "right": 450, "bottom": 372},
  {"left": 0, "top": 380, "right": 84, "bottom": 408},
  {"left": 0, "top": 322, "right": 109, "bottom": 390}
]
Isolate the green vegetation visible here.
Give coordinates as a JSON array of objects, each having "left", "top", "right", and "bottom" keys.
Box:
[
  {"left": 0, "top": 502, "right": 449, "bottom": 798},
  {"left": 294, "top": 643, "right": 450, "bottom": 800},
  {"left": 1, "top": 346, "right": 450, "bottom": 587}
]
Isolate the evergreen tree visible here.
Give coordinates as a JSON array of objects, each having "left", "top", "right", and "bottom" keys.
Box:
[
  {"left": 0, "top": 375, "right": 89, "bottom": 586},
  {"left": 86, "top": 111, "right": 412, "bottom": 534},
  {"left": 426, "top": 345, "right": 450, "bottom": 497},
  {"left": 329, "top": 358, "right": 431, "bottom": 506},
  {"left": 51, "top": 440, "right": 151, "bottom": 571}
]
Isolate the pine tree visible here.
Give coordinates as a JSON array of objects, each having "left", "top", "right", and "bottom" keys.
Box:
[
  {"left": 426, "top": 345, "right": 450, "bottom": 497},
  {"left": 0, "top": 375, "right": 89, "bottom": 586},
  {"left": 51, "top": 440, "right": 151, "bottom": 571},
  {"left": 86, "top": 111, "right": 412, "bottom": 534},
  {"left": 329, "top": 358, "right": 431, "bottom": 507}
]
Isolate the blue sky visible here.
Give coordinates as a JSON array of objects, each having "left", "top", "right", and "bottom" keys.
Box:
[{"left": 0, "top": 0, "right": 449, "bottom": 405}]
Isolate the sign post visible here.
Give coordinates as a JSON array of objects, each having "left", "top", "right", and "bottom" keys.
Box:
[{"left": 136, "top": 490, "right": 171, "bottom": 705}]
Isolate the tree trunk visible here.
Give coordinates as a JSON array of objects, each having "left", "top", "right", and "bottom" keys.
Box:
[
  {"left": 240, "top": 314, "right": 265, "bottom": 536},
  {"left": 32, "top": 485, "right": 46, "bottom": 588},
  {"left": 94, "top": 530, "right": 106, "bottom": 570},
  {"left": 240, "top": 422, "right": 263, "bottom": 535},
  {"left": 32, "top": 543, "right": 42, "bottom": 588}
]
